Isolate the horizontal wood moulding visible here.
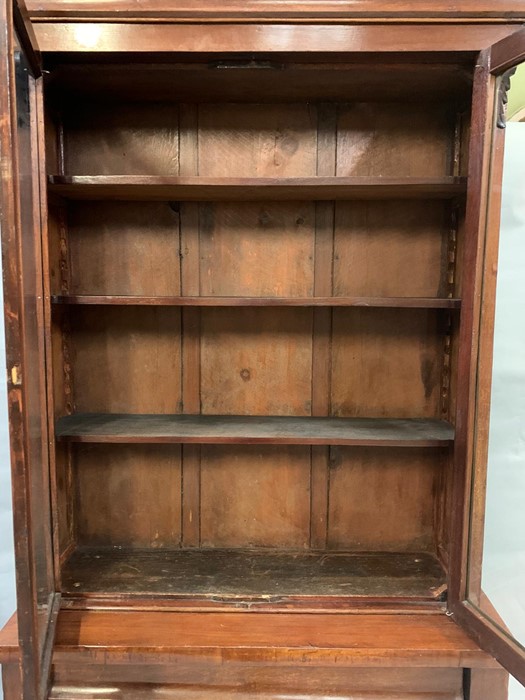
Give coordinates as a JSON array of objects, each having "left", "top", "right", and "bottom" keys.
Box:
[
  {"left": 51, "top": 295, "right": 462, "bottom": 309},
  {"left": 61, "top": 548, "right": 446, "bottom": 600},
  {"left": 48, "top": 176, "right": 467, "bottom": 201},
  {"left": 34, "top": 23, "right": 518, "bottom": 55},
  {"left": 55, "top": 414, "right": 455, "bottom": 446},
  {"left": 24, "top": 0, "right": 525, "bottom": 21}
]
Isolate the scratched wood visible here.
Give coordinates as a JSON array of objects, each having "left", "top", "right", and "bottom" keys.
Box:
[
  {"left": 74, "top": 445, "right": 181, "bottom": 548},
  {"left": 60, "top": 548, "right": 445, "bottom": 598}
]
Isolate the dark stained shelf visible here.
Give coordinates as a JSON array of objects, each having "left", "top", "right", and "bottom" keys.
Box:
[
  {"left": 48, "top": 175, "right": 467, "bottom": 201},
  {"left": 56, "top": 413, "right": 455, "bottom": 446},
  {"left": 61, "top": 548, "right": 447, "bottom": 601},
  {"left": 51, "top": 295, "right": 462, "bottom": 309},
  {"left": 52, "top": 294, "right": 461, "bottom": 309}
]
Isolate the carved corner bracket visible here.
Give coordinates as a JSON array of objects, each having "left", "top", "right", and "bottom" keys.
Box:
[{"left": 497, "top": 67, "right": 517, "bottom": 129}]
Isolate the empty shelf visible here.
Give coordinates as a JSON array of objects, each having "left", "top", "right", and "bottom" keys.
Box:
[
  {"left": 61, "top": 548, "right": 446, "bottom": 601},
  {"left": 51, "top": 295, "right": 462, "bottom": 309},
  {"left": 48, "top": 175, "right": 467, "bottom": 201},
  {"left": 55, "top": 414, "right": 455, "bottom": 446}
]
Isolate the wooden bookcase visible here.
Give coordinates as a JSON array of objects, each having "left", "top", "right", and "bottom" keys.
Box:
[{"left": 1, "top": 2, "right": 525, "bottom": 699}]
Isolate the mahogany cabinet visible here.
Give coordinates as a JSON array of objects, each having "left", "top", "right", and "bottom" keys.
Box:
[{"left": 1, "top": 1, "right": 525, "bottom": 698}]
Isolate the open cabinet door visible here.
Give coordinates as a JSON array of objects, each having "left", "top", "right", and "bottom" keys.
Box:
[
  {"left": 0, "top": 1, "right": 59, "bottom": 699},
  {"left": 450, "top": 27, "right": 525, "bottom": 689}
]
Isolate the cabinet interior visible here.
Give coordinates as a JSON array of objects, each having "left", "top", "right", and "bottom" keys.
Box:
[{"left": 44, "top": 57, "right": 473, "bottom": 606}]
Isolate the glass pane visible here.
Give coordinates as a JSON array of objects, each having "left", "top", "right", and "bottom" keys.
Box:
[
  {"left": 468, "top": 65, "right": 525, "bottom": 695},
  {"left": 13, "top": 28, "right": 54, "bottom": 667}
]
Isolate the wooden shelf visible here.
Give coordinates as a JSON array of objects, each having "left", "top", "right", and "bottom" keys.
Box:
[
  {"left": 48, "top": 175, "right": 467, "bottom": 201},
  {"left": 55, "top": 414, "right": 454, "bottom": 446},
  {"left": 51, "top": 607, "right": 494, "bottom": 673},
  {"left": 51, "top": 295, "right": 462, "bottom": 309},
  {"left": 61, "top": 548, "right": 446, "bottom": 601}
]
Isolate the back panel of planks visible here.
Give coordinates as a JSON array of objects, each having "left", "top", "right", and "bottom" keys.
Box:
[{"left": 45, "top": 67, "right": 467, "bottom": 595}]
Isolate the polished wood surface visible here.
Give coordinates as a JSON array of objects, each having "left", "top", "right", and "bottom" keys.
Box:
[
  {"left": 23, "top": 0, "right": 525, "bottom": 22},
  {"left": 490, "top": 26, "right": 525, "bottom": 73},
  {"left": 34, "top": 22, "right": 517, "bottom": 55},
  {"left": 50, "top": 609, "right": 495, "bottom": 668}
]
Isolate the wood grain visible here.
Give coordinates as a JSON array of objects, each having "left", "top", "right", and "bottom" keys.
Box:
[
  {"left": 74, "top": 444, "right": 181, "bottom": 548},
  {"left": 48, "top": 665, "right": 465, "bottom": 700},
  {"left": 327, "top": 447, "right": 443, "bottom": 551},
  {"left": 0, "top": 614, "right": 19, "bottom": 664},
  {"left": 331, "top": 309, "right": 444, "bottom": 418},
  {"left": 200, "top": 446, "right": 310, "bottom": 549},
  {"left": 56, "top": 413, "right": 454, "bottom": 446},
  {"left": 51, "top": 608, "right": 494, "bottom": 668},
  {"left": 48, "top": 175, "right": 467, "bottom": 201},
  {"left": 333, "top": 201, "right": 450, "bottom": 298},
  {"left": 197, "top": 202, "right": 315, "bottom": 298},
  {"left": 336, "top": 104, "right": 454, "bottom": 178},
  {"left": 23, "top": 0, "right": 525, "bottom": 21},
  {"left": 34, "top": 23, "right": 517, "bottom": 55},
  {"left": 60, "top": 548, "right": 445, "bottom": 599},
  {"left": 200, "top": 308, "right": 313, "bottom": 417},
  {"left": 63, "top": 103, "right": 179, "bottom": 175},
  {"left": 48, "top": 669, "right": 465, "bottom": 700},
  {"left": 68, "top": 307, "right": 182, "bottom": 414},
  {"left": 66, "top": 202, "right": 181, "bottom": 296},
  {"left": 52, "top": 295, "right": 462, "bottom": 308}
]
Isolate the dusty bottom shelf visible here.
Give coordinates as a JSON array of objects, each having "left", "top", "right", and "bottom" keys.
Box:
[{"left": 61, "top": 548, "right": 446, "bottom": 602}]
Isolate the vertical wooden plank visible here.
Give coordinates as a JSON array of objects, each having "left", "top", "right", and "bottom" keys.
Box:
[
  {"left": 179, "top": 103, "right": 201, "bottom": 547},
  {"left": 448, "top": 52, "right": 494, "bottom": 606},
  {"left": 311, "top": 104, "right": 335, "bottom": 550},
  {"left": 327, "top": 447, "right": 440, "bottom": 552},
  {"left": 75, "top": 445, "right": 182, "bottom": 548}
]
